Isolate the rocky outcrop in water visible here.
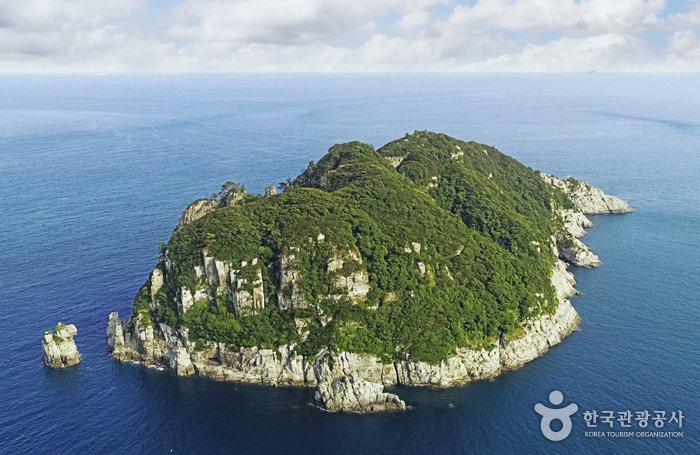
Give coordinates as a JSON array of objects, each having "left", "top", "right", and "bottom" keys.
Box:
[
  {"left": 541, "top": 173, "right": 634, "bottom": 214},
  {"left": 314, "top": 355, "right": 406, "bottom": 412},
  {"left": 544, "top": 171, "right": 635, "bottom": 268},
  {"left": 43, "top": 323, "right": 81, "bottom": 368}
]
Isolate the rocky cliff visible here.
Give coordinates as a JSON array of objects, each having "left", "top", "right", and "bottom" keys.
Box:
[
  {"left": 107, "top": 132, "right": 632, "bottom": 413},
  {"left": 107, "top": 256, "right": 580, "bottom": 411},
  {"left": 43, "top": 323, "right": 81, "bottom": 368},
  {"left": 542, "top": 172, "right": 633, "bottom": 268},
  {"left": 541, "top": 173, "right": 634, "bottom": 214}
]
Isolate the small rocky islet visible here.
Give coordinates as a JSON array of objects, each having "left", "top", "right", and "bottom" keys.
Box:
[
  {"left": 105, "top": 131, "right": 633, "bottom": 413},
  {"left": 43, "top": 323, "right": 81, "bottom": 368}
]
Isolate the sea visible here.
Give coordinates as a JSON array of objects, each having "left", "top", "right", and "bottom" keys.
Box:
[{"left": 0, "top": 74, "right": 698, "bottom": 454}]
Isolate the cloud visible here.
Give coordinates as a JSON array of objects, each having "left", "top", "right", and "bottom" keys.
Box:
[
  {"left": 472, "top": 33, "right": 650, "bottom": 71},
  {"left": 665, "top": 29, "right": 700, "bottom": 69},
  {"left": 0, "top": 0, "right": 179, "bottom": 71},
  {"left": 394, "top": 10, "right": 432, "bottom": 31},
  {"left": 168, "top": 0, "right": 442, "bottom": 45},
  {"left": 0, "top": 0, "right": 697, "bottom": 72},
  {"left": 443, "top": 0, "right": 666, "bottom": 35}
]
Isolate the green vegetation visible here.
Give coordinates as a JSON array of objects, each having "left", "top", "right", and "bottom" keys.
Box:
[{"left": 131, "top": 131, "right": 575, "bottom": 365}]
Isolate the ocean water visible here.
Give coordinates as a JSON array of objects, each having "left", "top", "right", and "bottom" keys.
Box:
[{"left": 0, "top": 74, "right": 698, "bottom": 454}]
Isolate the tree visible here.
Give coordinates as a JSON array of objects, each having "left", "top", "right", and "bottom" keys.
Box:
[{"left": 218, "top": 181, "right": 245, "bottom": 201}]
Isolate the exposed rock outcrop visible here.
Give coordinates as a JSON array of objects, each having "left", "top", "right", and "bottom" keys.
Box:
[
  {"left": 327, "top": 248, "right": 370, "bottom": 303},
  {"left": 313, "top": 350, "right": 405, "bottom": 412},
  {"left": 222, "top": 189, "right": 245, "bottom": 207},
  {"left": 43, "top": 323, "right": 81, "bottom": 368},
  {"left": 229, "top": 259, "right": 266, "bottom": 312},
  {"left": 107, "top": 311, "right": 316, "bottom": 386},
  {"left": 265, "top": 186, "right": 277, "bottom": 196},
  {"left": 559, "top": 208, "right": 593, "bottom": 238},
  {"left": 315, "top": 374, "right": 406, "bottom": 413},
  {"left": 557, "top": 238, "right": 602, "bottom": 268},
  {"left": 541, "top": 173, "right": 634, "bottom": 214},
  {"left": 384, "top": 154, "right": 408, "bottom": 168},
  {"left": 178, "top": 199, "right": 217, "bottom": 229},
  {"left": 277, "top": 248, "right": 308, "bottom": 310},
  {"left": 546, "top": 178, "right": 632, "bottom": 268}
]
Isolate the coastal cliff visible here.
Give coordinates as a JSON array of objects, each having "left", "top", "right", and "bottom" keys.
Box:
[
  {"left": 541, "top": 173, "right": 635, "bottom": 214},
  {"left": 544, "top": 173, "right": 633, "bottom": 268},
  {"left": 107, "top": 132, "right": 632, "bottom": 412}
]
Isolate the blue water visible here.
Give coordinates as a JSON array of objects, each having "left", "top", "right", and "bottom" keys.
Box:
[{"left": 1, "top": 74, "right": 698, "bottom": 454}]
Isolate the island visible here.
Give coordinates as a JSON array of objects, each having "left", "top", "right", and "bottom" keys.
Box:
[
  {"left": 43, "top": 323, "right": 81, "bottom": 368},
  {"left": 106, "top": 131, "right": 633, "bottom": 413}
]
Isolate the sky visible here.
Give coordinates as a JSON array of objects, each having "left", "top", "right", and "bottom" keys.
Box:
[{"left": 3, "top": 0, "right": 700, "bottom": 72}]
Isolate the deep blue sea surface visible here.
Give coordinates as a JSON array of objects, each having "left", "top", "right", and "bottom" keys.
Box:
[{"left": 1, "top": 74, "right": 698, "bottom": 454}]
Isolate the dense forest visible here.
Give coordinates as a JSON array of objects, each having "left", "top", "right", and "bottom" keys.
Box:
[{"left": 134, "top": 131, "right": 575, "bottom": 364}]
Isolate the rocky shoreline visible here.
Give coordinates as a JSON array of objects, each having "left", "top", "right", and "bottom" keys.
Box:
[{"left": 106, "top": 173, "right": 633, "bottom": 413}]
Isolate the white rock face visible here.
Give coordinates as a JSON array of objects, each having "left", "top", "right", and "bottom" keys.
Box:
[
  {"left": 394, "top": 347, "right": 501, "bottom": 387},
  {"left": 327, "top": 248, "right": 370, "bottom": 303},
  {"left": 191, "top": 344, "right": 316, "bottom": 386},
  {"left": 230, "top": 263, "right": 266, "bottom": 312},
  {"left": 334, "top": 271, "right": 370, "bottom": 302},
  {"left": 106, "top": 311, "right": 168, "bottom": 365},
  {"left": 542, "top": 173, "right": 634, "bottom": 214},
  {"left": 278, "top": 248, "right": 308, "bottom": 310},
  {"left": 150, "top": 269, "right": 163, "bottom": 309},
  {"left": 43, "top": 323, "right": 81, "bottom": 368},
  {"left": 169, "top": 341, "right": 195, "bottom": 376},
  {"left": 203, "top": 251, "right": 229, "bottom": 296},
  {"left": 315, "top": 375, "right": 406, "bottom": 413},
  {"left": 550, "top": 260, "right": 578, "bottom": 302},
  {"left": 265, "top": 186, "right": 277, "bottom": 196},
  {"left": 548, "top": 182, "right": 621, "bottom": 268},
  {"left": 222, "top": 190, "right": 245, "bottom": 207},
  {"left": 106, "top": 312, "right": 125, "bottom": 355},
  {"left": 558, "top": 238, "right": 602, "bottom": 268},
  {"left": 179, "top": 287, "right": 207, "bottom": 315},
  {"left": 384, "top": 155, "right": 407, "bottom": 168},
  {"left": 499, "top": 299, "right": 579, "bottom": 369},
  {"left": 178, "top": 199, "right": 217, "bottom": 228},
  {"left": 313, "top": 351, "right": 405, "bottom": 413},
  {"left": 559, "top": 208, "right": 593, "bottom": 238}
]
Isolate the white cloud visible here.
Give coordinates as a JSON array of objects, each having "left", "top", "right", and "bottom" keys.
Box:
[
  {"left": 472, "top": 33, "right": 650, "bottom": 71},
  {"left": 0, "top": 0, "right": 698, "bottom": 72},
  {"left": 395, "top": 10, "right": 432, "bottom": 31},
  {"left": 0, "top": 0, "right": 180, "bottom": 71},
  {"left": 665, "top": 29, "right": 700, "bottom": 69},
  {"left": 443, "top": 0, "right": 666, "bottom": 35},
  {"left": 168, "top": 0, "right": 442, "bottom": 45}
]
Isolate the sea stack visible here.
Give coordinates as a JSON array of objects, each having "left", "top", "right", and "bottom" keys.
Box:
[{"left": 43, "top": 323, "right": 81, "bottom": 368}]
